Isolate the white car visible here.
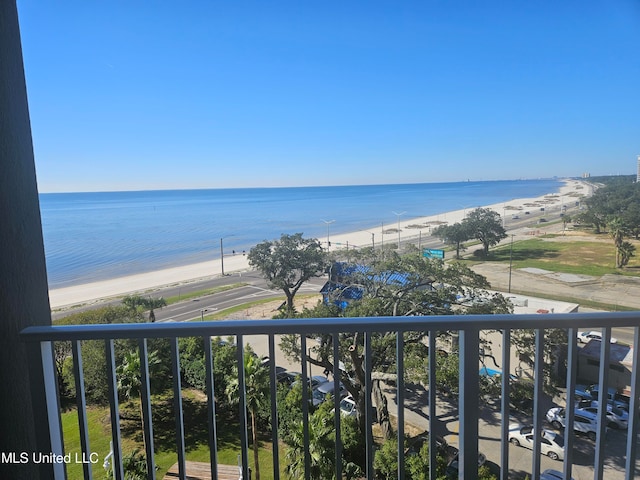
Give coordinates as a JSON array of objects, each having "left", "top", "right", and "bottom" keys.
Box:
[
  {"left": 546, "top": 407, "right": 600, "bottom": 441},
  {"left": 577, "top": 403, "right": 628, "bottom": 429},
  {"left": 508, "top": 424, "right": 564, "bottom": 461},
  {"left": 577, "top": 330, "right": 618, "bottom": 344},
  {"left": 339, "top": 396, "right": 357, "bottom": 417}
]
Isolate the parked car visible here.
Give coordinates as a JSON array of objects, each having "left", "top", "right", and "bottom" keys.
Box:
[
  {"left": 277, "top": 371, "right": 301, "bottom": 386},
  {"left": 312, "top": 381, "right": 347, "bottom": 406},
  {"left": 589, "top": 384, "right": 630, "bottom": 411},
  {"left": 577, "top": 404, "right": 628, "bottom": 429},
  {"left": 446, "top": 449, "right": 487, "bottom": 475},
  {"left": 338, "top": 395, "right": 357, "bottom": 417},
  {"left": 292, "top": 374, "right": 329, "bottom": 391},
  {"left": 575, "top": 384, "right": 630, "bottom": 411},
  {"left": 576, "top": 330, "right": 618, "bottom": 344},
  {"left": 541, "top": 469, "right": 574, "bottom": 480},
  {"left": 508, "top": 424, "right": 564, "bottom": 461},
  {"left": 546, "top": 407, "right": 601, "bottom": 441}
]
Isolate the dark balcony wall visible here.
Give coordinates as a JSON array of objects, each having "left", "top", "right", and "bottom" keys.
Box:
[{"left": 0, "top": 2, "right": 53, "bottom": 478}]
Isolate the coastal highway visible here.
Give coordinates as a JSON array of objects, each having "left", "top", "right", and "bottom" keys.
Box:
[
  {"left": 154, "top": 277, "right": 326, "bottom": 323},
  {"left": 51, "top": 272, "right": 326, "bottom": 323}
]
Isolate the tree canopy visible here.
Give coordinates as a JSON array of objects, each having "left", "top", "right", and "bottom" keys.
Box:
[
  {"left": 248, "top": 233, "right": 328, "bottom": 316},
  {"left": 432, "top": 222, "right": 470, "bottom": 259},
  {"left": 432, "top": 207, "right": 506, "bottom": 258},
  {"left": 280, "top": 249, "right": 512, "bottom": 436},
  {"left": 463, "top": 207, "right": 507, "bottom": 256},
  {"left": 574, "top": 179, "right": 640, "bottom": 267}
]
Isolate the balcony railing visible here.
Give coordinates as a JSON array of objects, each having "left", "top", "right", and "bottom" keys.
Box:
[{"left": 21, "top": 311, "right": 640, "bottom": 480}]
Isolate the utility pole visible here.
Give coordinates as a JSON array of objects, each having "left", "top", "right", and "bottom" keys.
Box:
[
  {"left": 392, "top": 211, "right": 406, "bottom": 249},
  {"left": 508, "top": 235, "right": 514, "bottom": 293}
]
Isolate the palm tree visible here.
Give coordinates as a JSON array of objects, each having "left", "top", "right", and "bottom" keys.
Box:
[
  {"left": 607, "top": 217, "right": 629, "bottom": 268},
  {"left": 285, "top": 404, "right": 336, "bottom": 480},
  {"left": 226, "top": 351, "right": 270, "bottom": 480},
  {"left": 116, "top": 349, "right": 160, "bottom": 456},
  {"left": 619, "top": 241, "right": 636, "bottom": 267},
  {"left": 122, "top": 295, "right": 167, "bottom": 322}
]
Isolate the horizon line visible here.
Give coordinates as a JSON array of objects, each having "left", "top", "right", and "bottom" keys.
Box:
[{"left": 37, "top": 175, "right": 585, "bottom": 195}]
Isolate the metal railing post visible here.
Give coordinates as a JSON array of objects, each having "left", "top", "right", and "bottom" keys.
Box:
[
  {"left": 204, "top": 336, "right": 219, "bottom": 480},
  {"left": 625, "top": 326, "right": 640, "bottom": 480},
  {"left": 138, "top": 339, "right": 156, "bottom": 480},
  {"left": 458, "top": 328, "right": 479, "bottom": 479},
  {"left": 531, "top": 329, "right": 544, "bottom": 480},
  {"left": 564, "top": 328, "right": 578, "bottom": 480},
  {"left": 72, "top": 340, "right": 92, "bottom": 480},
  {"left": 594, "top": 328, "right": 612, "bottom": 480},
  {"left": 105, "top": 340, "right": 124, "bottom": 480},
  {"left": 396, "top": 331, "right": 405, "bottom": 480},
  {"left": 499, "top": 329, "right": 510, "bottom": 480},
  {"left": 170, "top": 338, "right": 186, "bottom": 480},
  {"left": 236, "top": 336, "right": 250, "bottom": 480},
  {"left": 268, "top": 334, "right": 280, "bottom": 480},
  {"left": 428, "top": 332, "right": 437, "bottom": 480}
]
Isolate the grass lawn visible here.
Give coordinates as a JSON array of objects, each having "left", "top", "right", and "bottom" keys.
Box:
[
  {"left": 62, "top": 390, "right": 287, "bottom": 480},
  {"left": 481, "top": 236, "right": 640, "bottom": 277}
]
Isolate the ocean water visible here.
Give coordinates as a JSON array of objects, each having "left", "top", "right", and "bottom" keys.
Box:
[{"left": 39, "top": 179, "right": 564, "bottom": 289}]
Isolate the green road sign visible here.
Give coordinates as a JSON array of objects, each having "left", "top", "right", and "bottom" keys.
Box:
[{"left": 423, "top": 248, "right": 445, "bottom": 259}]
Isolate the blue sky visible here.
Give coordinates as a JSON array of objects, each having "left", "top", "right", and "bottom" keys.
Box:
[{"left": 17, "top": 1, "right": 640, "bottom": 193}]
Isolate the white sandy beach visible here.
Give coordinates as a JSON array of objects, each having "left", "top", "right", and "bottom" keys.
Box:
[{"left": 48, "top": 179, "right": 591, "bottom": 309}]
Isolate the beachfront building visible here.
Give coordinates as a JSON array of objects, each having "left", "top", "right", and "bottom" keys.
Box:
[
  {"left": 4, "top": 4, "right": 640, "bottom": 480},
  {"left": 578, "top": 340, "right": 634, "bottom": 394}
]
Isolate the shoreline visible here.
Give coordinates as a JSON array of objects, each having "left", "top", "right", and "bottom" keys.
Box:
[{"left": 48, "top": 179, "right": 590, "bottom": 309}]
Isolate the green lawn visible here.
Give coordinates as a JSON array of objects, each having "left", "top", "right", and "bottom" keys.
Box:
[
  {"left": 62, "top": 391, "right": 286, "bottom": 479},
  {"left": 482, "top": 236, "right": 640, "bottom": 277}
]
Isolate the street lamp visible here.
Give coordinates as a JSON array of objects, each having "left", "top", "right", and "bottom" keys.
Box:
[
  {"left": 392, "top": 211, "right": 406, "bottom": 249},
  {"left": 220, "top": 237, "right": 226, "bottom": 276},
  {"left": 321, "top": 219, "right": 335, "bottom": 252},
  {"left": 200, "top": 308, "right": 208, "bottom": 321}
]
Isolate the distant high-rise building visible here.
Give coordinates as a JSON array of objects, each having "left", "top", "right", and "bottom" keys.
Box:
[{"left": 637, "top": 155, "right": 640, "bottom": 182}]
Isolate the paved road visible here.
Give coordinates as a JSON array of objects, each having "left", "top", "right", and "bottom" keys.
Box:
[{"left": 52, "top": 272, "right": 326, "bottom": 322}]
